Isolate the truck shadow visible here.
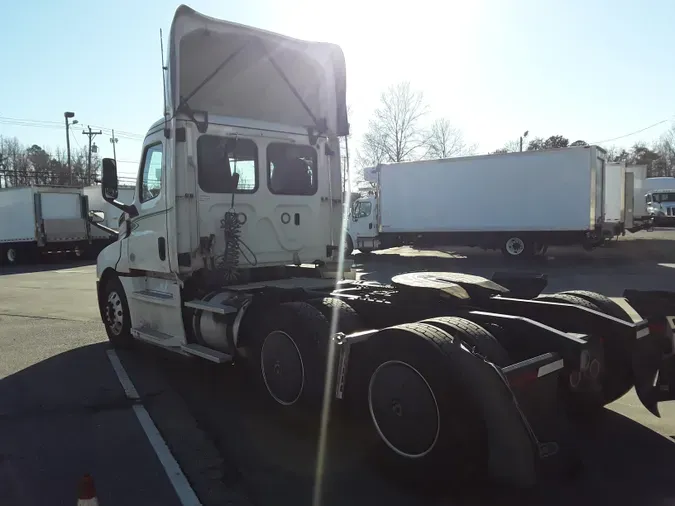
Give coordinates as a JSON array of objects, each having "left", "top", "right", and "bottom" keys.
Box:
[
  {"left": 352, "top": 236, "right": 675, "bottom": 273},
  {"left": 143, "top": 347, "right": 675, "bottom": 506}
]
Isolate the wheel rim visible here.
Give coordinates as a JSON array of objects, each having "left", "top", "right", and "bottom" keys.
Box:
[
  {"left": 368, "top": 360, "right": 440, "bottom": 458},
  {"left": 505, "top": 237, "right": 525, "bottom": 256},
  {"left": 106, "top": 291, "right": 125, "bottom": 336},
  {"left": 7, "top": 248, "right": 16, "bottom": 263},
  {"left": 260, "top": 330, "right": 304, "bottom": 406}
]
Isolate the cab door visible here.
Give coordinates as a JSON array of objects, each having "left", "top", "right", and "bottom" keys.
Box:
[
  {"left": 127, "top": 133, "right": 170, "bottom": 273},
  {"left": 349, "top": 198, "right": 377, "bottom": 239}
]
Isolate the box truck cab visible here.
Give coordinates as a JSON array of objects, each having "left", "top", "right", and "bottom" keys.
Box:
[
  {"left": 346, "top": 192, "right": 379, "bottom": 254},
  {"left": 647, "top": 189, "right": 675, "bottom": 225}
]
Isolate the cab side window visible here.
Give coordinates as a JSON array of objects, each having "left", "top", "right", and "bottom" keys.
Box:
[
  {"left": 356, "top": 201, "right": 372, "bottom": 218},
  {"left": 140, "top": 143, "right": 163, "bottom": 203}
]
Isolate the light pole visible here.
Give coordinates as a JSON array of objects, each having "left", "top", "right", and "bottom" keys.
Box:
[
  {"left": 64, "top": 112, "right": 78, "bottom": 185},
  {"left": 519, "top": 130, "right": 529, "bottom": 152}
]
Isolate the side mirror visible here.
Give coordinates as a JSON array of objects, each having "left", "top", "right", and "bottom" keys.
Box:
[
  {"left": 101, "top": 157, "right": 138, "bottom": 218},
  {"left": 102, "top": 158, "right": 119, "bottom": 200}
]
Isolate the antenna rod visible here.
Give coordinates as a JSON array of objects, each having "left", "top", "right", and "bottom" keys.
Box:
[{"left": 160, "top": 29, "right": 169, "bottom": 136}]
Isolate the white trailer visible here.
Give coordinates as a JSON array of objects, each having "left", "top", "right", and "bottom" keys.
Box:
[
  {"left": 0, "top": 186, "right": 96, "bottom": 264},
  {"left": 348, "top": 146, "right": 608, "bottom": 258},
  {"left": 603, "top": 162, "right": 626, "bottom": 237}
]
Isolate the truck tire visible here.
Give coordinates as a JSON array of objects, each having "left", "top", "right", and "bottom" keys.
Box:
[
  {"left": 535, "top": 292, "right": 633, "bottom": 405},
  {"left": 306, "top": 297, "right": 364, "bottom": 334},
  {"left": 247, "top": 301, "right": 331, "bottom": 411},
  {"left": 101, "top": 276, "right": 134, "bottom": 348},
  {"left": 420, "top": 316, "right": 511, "bottom": 366},
  {"left": 344, "top": 234, "right": 354, "bottom": 257},
  {"left": 559, "top": 290, "right": 631, "bottom": 322},
  {"left": 5, "top": 246, "right": 19, "bottom": 265},
  {"left": 501, "top": 236, "right": 533, "bottom": 259},
  {"left": 363, "top": 322, "right": 487, "bottom": 487}
]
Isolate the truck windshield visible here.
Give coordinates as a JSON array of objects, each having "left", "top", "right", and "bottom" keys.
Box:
[
  {"left": 197, "top": 135, "right": 258, "bottom": 193},
  {"left": 267, "top": 143, "right": 317, "bottom": 196},
  {"left": 653, "top": 193, "right": 675, "bottom": 203}
]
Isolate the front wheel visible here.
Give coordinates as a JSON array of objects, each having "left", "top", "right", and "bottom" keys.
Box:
[{"left": 101, "top": 276, "right": 134, "bottom": 348}]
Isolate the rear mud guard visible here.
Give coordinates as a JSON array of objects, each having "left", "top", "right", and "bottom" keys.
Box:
[
  {"left": 632, "top": 316, "right": 675, "bottom": 416},
  {"left": 452, "top": 349, "right": 571, "bottom": 487}
]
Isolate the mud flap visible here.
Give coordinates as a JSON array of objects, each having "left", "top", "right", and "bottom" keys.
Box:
[
  {"left": 455, "top": 350, "right": 573, "bottom": 487},
  {"left": 632, "top": 316, "right": 675, "bottom": 417}
]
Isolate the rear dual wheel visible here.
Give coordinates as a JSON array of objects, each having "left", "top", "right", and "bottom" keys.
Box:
[
  {"left": 363, "top": 322, "right": 488, "bottom": 487},
  {"left": 535, "top": 291, "right": 634, "bottom": 405}
]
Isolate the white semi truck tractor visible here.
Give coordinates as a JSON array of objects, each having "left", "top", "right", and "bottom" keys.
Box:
[{"left": 95, "top": 4, "right": 675, "bottom": 492}]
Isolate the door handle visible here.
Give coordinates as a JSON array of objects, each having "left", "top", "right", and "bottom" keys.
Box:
[
  {"left": 369, "top": 223, "right": 373, "bottom": 229},
  {"left": 158, "top": 237, "right": 166, "bottom": 261}
]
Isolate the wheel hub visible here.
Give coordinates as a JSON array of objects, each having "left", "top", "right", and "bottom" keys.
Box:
[
  {"left": 368, "top": 360, "right": 439, "bottom": 458},
  {"left": 106, "top": 291, "right": 124, "bottom": 336},
  {"left": 506, "top": 238, "right": 525, "bottom": 255},
  {"left": 260, "top": 330, "right": 304, "bottom": 406}
]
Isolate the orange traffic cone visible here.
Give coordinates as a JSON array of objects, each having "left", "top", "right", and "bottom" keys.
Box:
[{"left": 77, "top": 474, "right": 99, "bottom": 506}]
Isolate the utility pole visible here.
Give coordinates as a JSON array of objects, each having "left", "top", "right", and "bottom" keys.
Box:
[
  {"left": 110, "top": 130, "right": 119, "bottom": 164},
  {"left": 82, "top": 126, "right": 102, "bottom": 185}
]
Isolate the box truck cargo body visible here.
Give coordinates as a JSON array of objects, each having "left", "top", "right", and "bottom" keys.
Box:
[
  {"left": 348, "top": 146, "right": 608, "bottom": 257},
  {"left": 0, "top": 186, "right": 114, "bottom": 265},
  {"left": 604, "top": 162, "right": 626, "bottom": 236}
]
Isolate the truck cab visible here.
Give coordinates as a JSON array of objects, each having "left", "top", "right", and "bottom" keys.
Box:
[
  {"left": 96, "top": 4, "right": 349, "bottom": 358},
  {"left": 346, "top": 193, "right": 379, "bottom": 254},
  {"left": 646, "top": 189, "right": 675, "bottom": 225}
]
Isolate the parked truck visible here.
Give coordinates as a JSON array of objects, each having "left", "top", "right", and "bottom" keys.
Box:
[
  {"left": 0, "top": 186, "right": 101, "bottom": 265},
  {"left": 95, "top": 4, "right": 675, "bottom": 491},
  {"left": 347, "top": 147, "right": 611, "bottom": 258}
]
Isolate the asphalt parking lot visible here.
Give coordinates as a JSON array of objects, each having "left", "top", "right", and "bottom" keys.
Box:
[{"left": 2, "top": 231, "right": 675, "bottom": 506}]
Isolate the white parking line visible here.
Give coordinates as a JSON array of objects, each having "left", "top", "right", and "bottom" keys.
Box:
[{"left": 106, "top": 349, "right": 202, "bottom": 506}]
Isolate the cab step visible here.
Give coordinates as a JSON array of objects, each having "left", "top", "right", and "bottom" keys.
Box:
[
  {"left": 131, "top": 328, "right": 179, "bottom": 347},
  {"left": 180, "top": 343, "right": 232, "bottom": 363},
  {"left": 131, "top": 290, "right": 176, "bottom": 307},
  {"left": 184, "top": 299, "right": 238, "bottom": 315}
]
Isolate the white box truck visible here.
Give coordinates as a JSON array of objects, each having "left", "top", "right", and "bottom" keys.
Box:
[
  {"left": 347, "top": 146, "right": 608, "bottom": 258},
  {"left": 92, "top": 4, "right": 675, "bottom": 492},
  {"left": 0, "top": 186, "right": 99, "bottom": 264}
]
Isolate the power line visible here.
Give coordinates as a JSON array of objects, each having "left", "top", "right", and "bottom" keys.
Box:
[
  {"left": 0, "top": 115, "right": 145, "bottom": 140},
  {"left": 591, "top": 118, "right": 673, "bottom": 145}
]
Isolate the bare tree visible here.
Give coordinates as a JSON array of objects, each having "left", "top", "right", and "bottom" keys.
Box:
[
  {"left": 491, "top": 139, "right": 521, "bottom": 154},
  {"left": 424, "top": 118, "right": 476, "bottom": 159},
  {"left": 356, "top": 81, "right": 428, "bottom": 169}
]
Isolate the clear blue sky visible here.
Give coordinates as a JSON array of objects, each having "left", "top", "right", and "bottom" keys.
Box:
[{"left": 1, "top": 0, "right": 674, "bottom": 179}]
